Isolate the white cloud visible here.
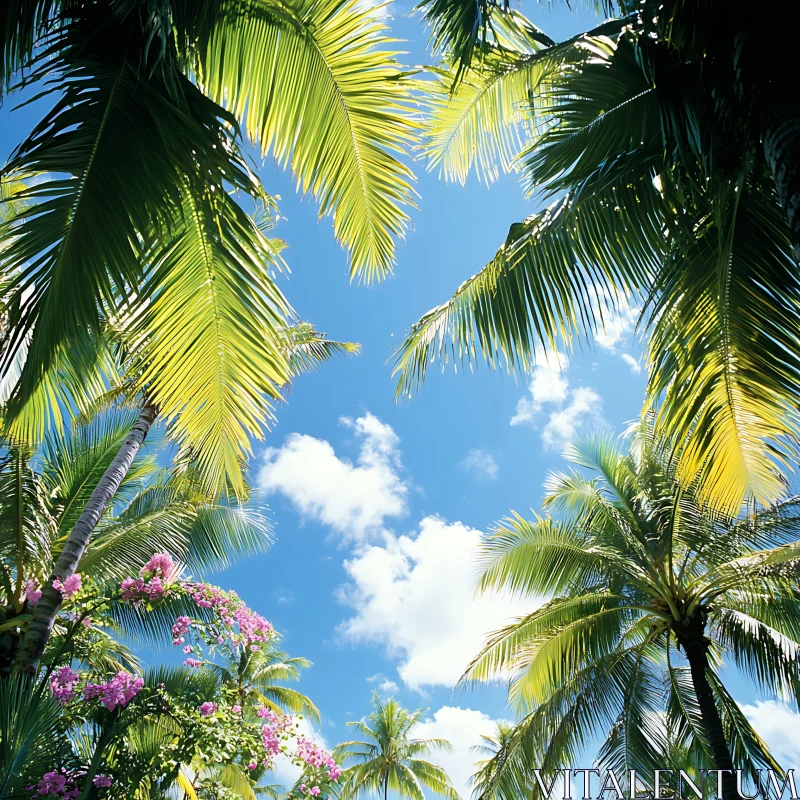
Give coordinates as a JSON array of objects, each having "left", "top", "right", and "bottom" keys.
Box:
[
  {"left": 415, "top": 707, "right": 506, "bottom": 799},
  {"left": 594, "top": 302, "right": 638, "bottom": 353},
  {"left": 541, "top": 386, "right": 605, "bottom": 452},
  {"left": 620, "top": 353, "right": 641, "bottom": 374},
  {"left": 740, "top": 700, "right": 800, "bottom": 764},
  {"left": 337, "top": 516, "right": 529, "bottom": 691},
  {"left": 460, "top": 449, "right": 499, "bottom": 481},
  {"left": 510, "top": 350, "right": 606, "bottom": 452},
  {"left": 257, "top": 414, "right": 407, "bottom": 542},
  {"left": 367, "top": 673, "right": 400, "bottom": 695}
]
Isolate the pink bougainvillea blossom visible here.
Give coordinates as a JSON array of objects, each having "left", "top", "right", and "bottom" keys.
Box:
[
  {"left": 83, "top": 672, "right": 143, "bottom": 711},
  {"left": 232, "top": 705, "right": 242, "bottom": 714},
  {"left": 92, "top": 775, "right": 113, "bottom": 788},
  {"left": 199, "top": 701, "right": 218, "bottom": 716},
  {"left": 183, "top": 658, "right": 203, "bottom": 669},
  {"left": 261, "top": 724, "right": 281, "bottom": 757},
  {"left": 32, "top": 769, "right": 80, "bottom": 798},
  {"left": 52, "top": 574, "right": 81, "bottom": 600},
  {"left": 247, "top": 762, "right": 258, "bottom": 771},
  {"left": 50, "top": 667, "right": 79, "bottom": 704},
  {"left": 141, "top": 552, "right": 178, "bottom": 582},
  {"left": 24, "top": 579, "right": 42, "bottom": 605}
]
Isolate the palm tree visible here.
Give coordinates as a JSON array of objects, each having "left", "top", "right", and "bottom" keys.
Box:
[
  {"left": 0, "top": 406, "right": 275, "bottom": 674},
  {"left": 415, "top": 0, "right": 799, "bottom": 255},
  {"left": 397, "top": 10, "right": 800, "bottom": 515},
  {"left": 212, "top": 640, "right": 321, "bottom": 722},
  {"left": 4, "top": 320, "right": 356, "bottom": 673},
  {"left": 462, "top": 426, "right": 800, "bottom": 800},
  {"left": 333, "top": 694, "right": 460, "bottom": 800}
]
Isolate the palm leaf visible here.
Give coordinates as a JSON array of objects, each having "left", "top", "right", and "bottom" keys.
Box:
[{"left": 179, "top": 0, "right": 418, "bottom": 281}]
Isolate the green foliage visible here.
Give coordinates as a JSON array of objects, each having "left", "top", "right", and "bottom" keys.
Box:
[
  {"left": 334, "top": 694, "right": 459, "bottom": 800},
  {"left": 463, "top": 425, "right": 798, "bottom": 796},
  {"left": 400, "top": 12, "right": 800, "bottom": 514}
]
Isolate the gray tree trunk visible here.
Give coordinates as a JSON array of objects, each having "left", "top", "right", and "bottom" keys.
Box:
[{"left": 13, "top": 403, "right": 158, "bottom": 675}]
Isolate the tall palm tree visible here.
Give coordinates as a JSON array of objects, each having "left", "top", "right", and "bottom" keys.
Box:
[
  {"left": 397, "top": 15, "right": 800, "bottom": 515},
  {"left": 0, "top": 406, "right": 275, "bottom": 674},
  {"left": 212, "top": 640, "right": 321, "bottom": 722},
  {"left": 333, "top": 694, "right": 460, "bottom": 800},
  {"left": 4, "top": 320, "right": 356, "bottom": 673},
  {"left": 462, "top": 426, "right": 800, "bottom": 800}
]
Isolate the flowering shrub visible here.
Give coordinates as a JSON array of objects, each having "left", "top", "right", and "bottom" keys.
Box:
[{"left": 31, "top": 551, "right": 342, "bottom": 800}]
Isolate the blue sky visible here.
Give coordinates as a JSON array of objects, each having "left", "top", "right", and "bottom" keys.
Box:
[{"left": 2, "top": 0, "right": 798, "bottom": 791}]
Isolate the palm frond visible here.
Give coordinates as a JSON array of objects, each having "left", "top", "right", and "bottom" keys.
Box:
[{"left": 179, "top": 0, "right": 418, "bottom": 281}]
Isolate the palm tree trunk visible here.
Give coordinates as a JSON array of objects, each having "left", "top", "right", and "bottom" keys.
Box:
[
  {"left": 13, "top": 403, "right": 157, "bottom": 675},
  {"left": 384, "top": 775, "right": 389, "bottom": 800},
  {"left": 677, "top": 618, "right": 737, "bottom": 800}
]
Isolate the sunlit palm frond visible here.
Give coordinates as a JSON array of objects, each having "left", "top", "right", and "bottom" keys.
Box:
[
  {"left": 179, "top": 0, "right": 418, "bottom": 282},
  {"left": 131, "top": 176, "right": 292, "bottom": 499}
]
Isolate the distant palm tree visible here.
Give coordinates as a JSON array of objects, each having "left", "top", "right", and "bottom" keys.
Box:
[
  {"left": 212, "top": 641, "right": 320, "bottom": 723},
  {"left": 463, "top": 426, "right": 800, "bottom": 800},
  {"left": 333, "top": 694, "right": 460, "bottom": 800}
]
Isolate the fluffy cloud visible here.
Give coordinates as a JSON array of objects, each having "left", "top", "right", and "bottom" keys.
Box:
[
  {"left": 460, "top": 449, "right": 499, "bottom": 481},
  {"left": 337, "top": 516, "right": 529, "bottom": 690},
  {"left": 591, "top": 297, "right": 642, "bottom": 374},
  {"left": 620, "top": 353, "right": 642, "bottom": 374},
  {"left": 415, "top": 707, "right": 505, "bottom": 798},
  {"left": 740, "top": 700, "right": 800, "bottom": 763},
  {"left": 510, "top": 351, "right": 606, "bottom": 451},
  {"left": 367, "top": 673, "right": 400, "bottom": 695},
  {"left": 257, "top": 413, "right": 407, "bottom": 542}
]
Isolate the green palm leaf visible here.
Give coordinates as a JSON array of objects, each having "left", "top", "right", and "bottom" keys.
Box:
[{"left": 181, "top": 0, "right": 418, "bottom": 281}]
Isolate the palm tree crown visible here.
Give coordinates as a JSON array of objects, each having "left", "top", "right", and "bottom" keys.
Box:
[
  {"left": 333, "top": 693, "right": 460, "bottom": 800},
  {"left": 212, "top": 640, "right": 321, "bottom": 723},
  {"left": 464, "top": 426, "right": 800, "bottom": 800}
]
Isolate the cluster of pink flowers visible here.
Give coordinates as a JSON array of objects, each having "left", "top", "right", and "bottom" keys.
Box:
[
  {"left": 121, "top": 552, "right": 178, "bottom": 604},
  {"left": 50, "top": 667, "right": 79, "bottom": 704},
  {"left": 181, "top": 582, "right": 273, "bottom": 648},
  {"left": 184, "top": 658, "right": 203, "bottom": 669},
  {"left": 24, "top": 579, "right": 42, "bottom": 605},
  {"left": 172, "top": 615, "right": 191, "bottom": 645},
  {"left": 199, "top": 701, "right": 218, "bottom": 717},
  {"left": 83, "top": 671, "right": 144, "bottom": 711},
  {"left": 261, "top": 723, "right": 281, "bottom": 758},
  {"left": 296, "top": 736, "right": 341, "bottom": 779},
  {"left": 300, "top": 785, "right": 322, "bottom": 797},
  {"left": 92, "top": 776, "right": 112, "bottom": 788},
  {"left": 30, "top": 770, "right": 81, "bottom": 798},
  {"left": 52, "top": 574, "right": 81, "bottom": 601}
]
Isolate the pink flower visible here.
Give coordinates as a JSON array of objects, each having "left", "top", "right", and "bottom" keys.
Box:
[
  {"left": 232, "top": 704, "right": 242, "bottom": 714},
  {"left": 330, "top": 765, "right": 343, "bottom": 781},
  {"left": 184, "top": 658, "right": 203, "bottom": 669},
  {"left": 310, "top": 787, "right": 321, "bottom": 796},
  {"left": 182, "top": 645, "right": 193, "bottom": 654},
  {"left": 262, "top": 724, "right": 281, "bottom": 756},
  {"left": 93, "top": 775, "right": 113, "bottom": 788},
  {"left": 172, "top": 616, "right": 191, "bottom": 643},
  {"left": 24, "top": 579, "right": 42, "bottom": 605},
  {"left": 141, "top": 552, "right": 178, "bottom": 582},
  {"left": 36, "top": 771, "right": 67, "bottom": 795},
  {"left": 247, "top": 762, "right": 258, "bottom": 770},
  {"left": 83, "top": 671, "right": 143, "bottom": 711},
  {"left": 50, "top": 666, "right": 79, "bottom": 704},
  {"left": 256, "top": 706, "right": 277, "bottom": 721},
  {"left": 199, "top": 701, "right": 218, "bottom": 716},
  {"left": 52, "top": 574, "right": 81, "bottom": 600}
]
